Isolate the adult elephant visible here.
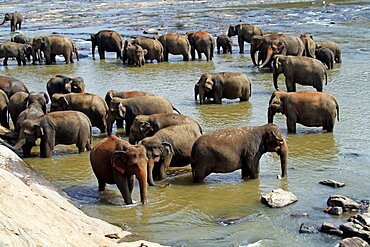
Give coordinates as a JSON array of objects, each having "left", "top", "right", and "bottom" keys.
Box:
[
  {"left": 129, "top": 113, "right": 202, "bottom": 144},
  {"left": 107, "top": 95, "right": 181, "bottom": 136},
  {"left": 300, "top": 33, "right": 315, "bottom": 58},
  {"left": 272, "top": 55, "right": 327, "bottom": 92},
  {"left": 90, "top": 135, "right": 153, "bottom": 205},
  {"left": 90, "top": 30, "right": 123, "bottom": 60},
  {"left": 0, "top": 11, "right": 22, "bottom": 32},
  {"left": 186, "top": 31, "right": 215, "bottom": 61},
  {"left": 196, "top": 72, "right": 251, "bottom": 104},
  {"left": 104, "top": 90, "right": 154, "bottom": 107},
  {"left": 4, "top": 111, "right": 92, "bottom": 158},
  {"left": 0, "top": 90, "right": 9, "bottom": 128},
  {"left": 141, "top": 123, "right": 202, "bottom": 181},
  {"left": 191, "top": 123, "right": 288, "bottom": 182},
  {"left": 0, "top": 76, "right": 29, "bottom": 98},
  {"left": 155, "top": 33, "right": 190, "bottom": 61},
  {"left": 46, "top": 75, "right": 85, "bottom": 99},
  {"left": 268, "top": 91, "right": 339, "bottom": 133},
  {"left": 126, "top": 44, "right": 147, "bottom": 67},
  {"left": 131, "top": 37, "right": 164, "bottom": 63},
  {"left": 50, "top": 93, "right": 108, "bottom": 133},
  {"left": 227, "top": 24, "right": 263, "bottom": 54},
  {"left": 316, "top": 41, "right": 341, "bottom": 63},
  {"left": 11, "top": 34, "right": 31, "bottom": 44},
  {"left": 32, "top": 35, "right": 75, "bottom": 65},
  {"left": 0, "top": 41, "right": 32, "bottom": 66}
]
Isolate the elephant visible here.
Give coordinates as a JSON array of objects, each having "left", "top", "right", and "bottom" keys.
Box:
[
  {"left": 5, "top": 111, "right": 92, "bottom": 158},
  {"left": 141, "top": 123, "right": 202, "bottom": 181},
  {"left": 250, "top": 33, "right": 286, "bottom": 67},
  {"left": 50, "top": 93, "right": 108, "bottom": 133},
  {"left": 126, "top": 44, "right": 147, "bottom": 67},
  {"left": 11, "top": 34, "right": 31, "bottom": 44},
  {"left": 90, "top": 30, "right": 123, "bottom": 60},
  {"left": 107, "top": 95, "right": 181, "bottom": 136},
  {"left": 227, "top": 24, "right": 263, "bottom": 54},
  {"left": 46, "top": 75, "right": 85, "bottom": 98},
  {"left": 216, "top": 34, "right": 232, "bottom": 54},
  {"left": 130, "top": 37, "right": 164, "bottom": 63},
  {"left": 315, "top": 47, "right": 335, "bottom": 70},
  {"left": 268, "top": 91, "right": 339, "bottom": 133},
  {"left": 155, "top": 33, "right": 190, "bottom": 61},
  {"left": 196, "top": 72, "right": 251, "bottom": 104},
  {"left": 72, "top": 42, "right": 79, "bottom": 61},
  {"left": 32, "top": 35, "right": 75, "bottom": 65},
  {"left": 0, "top": 41, "right": 32, "bottom": 66},
  {"left": 186, "top": 31, "right": 215, "bottom": 61},
  {"left": 272, "top": 55, "right": 327, "bottom": 92},
  {"left": 191, "top": 123, "right": 288, "bottom": 182},
  {"left": 90, "top": 135, "right": 153, "bottom": 205},
  {"left": 0, "top": 76, "right": 29, "bottom": 98},
  {"left": 316, "top": 41, "right": 341, "bottom": 63},
  {"left": 194, "top": 82, "right": 213, "bottom": 102},
  {"left": 104, "top": 90, "right": 154, "bottom": 107},
  {"left": 129, "top": 113, "right": 202, "bottom": 144},
  {"left": 0, "top": 90, "right": 9, "bottom": 129},
  {"left": 300, "top": 33, "right": 316, "bottom": 58},
  {"left": 16, "top": 100, "right": 45, "bottom": 135},
  {"left": 0, "top": 11, "right": 23, "bottom": 32}
]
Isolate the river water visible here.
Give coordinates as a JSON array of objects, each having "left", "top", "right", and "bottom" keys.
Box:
[{"left": 1, "top": 0, "right": 370, "bottom": 246}]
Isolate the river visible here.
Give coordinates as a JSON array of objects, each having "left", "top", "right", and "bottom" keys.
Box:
[{"left": 1, "top": 0, "right": 370, "bottom": 246}]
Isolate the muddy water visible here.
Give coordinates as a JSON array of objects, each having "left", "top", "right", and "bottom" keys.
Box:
[{"left": 1, "top": 0, "right": 370, "bottom": 246}]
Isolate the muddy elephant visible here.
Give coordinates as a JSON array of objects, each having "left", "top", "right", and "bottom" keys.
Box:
[
  {"left": 316, "top": 41, "right": 341, "bottom": 63},
  {"left": 268, "top": 91, "right": 339, "bottom": 133},
  {"left": 32, "top": 35, "right": 75, "bottom": 65},
  {"left": 126, "top": 44, "right": 147, "bottom": 67},
  {"left": 91, "top": 30, "right": 123, "bottom": 60},
  {"left": 0, "top": 41, "right": 32, "bottom": 66},
  {"left": 107, "top": 95, "right": 181, "bottom": 136},
  {"left": 0, "top": 90, "right": 9, "bottom": 128},
  {"left": 155, "top": 33, "right": 190, "bottom": 61},
  {"left": 46, "top": 75, "right": 85, "bottom": 98},
  {"left": 0, "top": 11, "right": 22, "bottom": 32},
  {"left": 315, "top": 47, "right": 334, "bottom": 70},
  {"left": 141, "top": 123, "right": 202, "bottom": 181},
  {"left": 300, "top": 33, "right": 316, "bottom": 58},
  {"left": 90, "top": 135, "right": 153, "bottom": 205},
  {"left": 227, "top": 24, "right": 263, "bottom": 54},
  {"left": 186, "top": 31, "right": 215, "bottom": 61},
  {"left": 197, "top": 72, "right": 251, "bottom": 104},
  {"left": 131, "top": 37, "right": 164, "bottom": 63},
  {"left": 5, "top": 111, "right": 92, "bottom": 158},
  {"left": 129, "top": 113, "right": 202, "bottom": 144},
  {"left": 11, "top": 34, "right": 31, "bottom": 44},
  {"left": 50, "top": 93, "right": 108, "bottom": 133},
  {"left": 216, "top": 34, "right": 232, "bottom": 54},
  {"left": 105, "top": 90, "right": 154, "bottom": 107},
  {"left": 191, "top": 123, "right": 288, "bottom": 182},
  {"left": 272, "top": 55, "right": 327, "bottom": 92},
  {"left": 0, "top": 76, "right": 29, "bottom": 98}
]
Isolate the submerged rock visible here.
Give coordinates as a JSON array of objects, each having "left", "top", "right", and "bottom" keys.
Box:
[
  {"left": 319, "top": 179, "right": 345, "bottom": 188},
  {"left": 299, "top": 223, "right": 320, "bottom": 234},
  {"left": 261, "top": 189, "right": 297, "bottom": 208}
]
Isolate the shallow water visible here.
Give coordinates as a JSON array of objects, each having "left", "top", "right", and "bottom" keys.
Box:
[{"left": 1, "top": 0, "right": 370, "bottom": 246}]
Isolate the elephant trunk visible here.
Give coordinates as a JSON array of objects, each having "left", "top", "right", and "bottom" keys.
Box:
[
  {"left": 92, "top": 44, "right": 96, "bottom": 60},
  {"left": 250, "top": 46, "right": 258, "bottom": 66},
  {"left": 138, "top": 167, "right": 148, "bottom": 205},
  {"left": 106, "top": 112, "right": 116, "bottom": 136},
  {"left": 259, "top": 47, "right": 273, "bottom": 68},
  {"left": 273, "top": 72, "right": 279, "bottom": 90},
  {"left": 278, "top": 139, "right": 288, "bottom": 178},
  {"left": 267, "top": 108, "right": 275, "bottom": 123},
  {"left": 0, "top": 18, "right": 6, "bottom": 25},
  {"left": 147, "top": 158, "right": 157, "bottom": 186},
  {"left": 0, "top": 138, "right": 26, "bottom": 151}
]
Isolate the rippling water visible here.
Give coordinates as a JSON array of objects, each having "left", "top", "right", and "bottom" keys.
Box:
[{"left": 1, "top": 0, "right": 370, "bottom": 246}]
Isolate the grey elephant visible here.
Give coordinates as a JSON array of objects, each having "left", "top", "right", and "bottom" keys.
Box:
[
  {"left": 191, "top": 124, "right": 288, "bottom": 182},
  {"left": 0, "top": 41, "right": 32, "bottom": 66},
  {"left": 272, "top": 55, "right": 327, "bottom": 92},
  {"left": 250, "top": 33, "right": 286, "bottom": 67},
  {"left": 50, "top": 93, "right": 108, "bottom": 133},
  {"left": 0, "top": 76, "right": 29, "bottom": 98},
  {"left": 131, "top": 37, "right": 164, "bottom": 63},
  {"left": 194, "top": 82, "right": 213, "bottom": 102},
  {"left": 0, "top": 90, "right": 9, "bottom": 128},
  {"left": 11, "top": 34, "right": 31, "bottom": 44},
  {"left": 196, "top": 72, "right": 251, "bottom": 104},
  {"left": 186, "top": 31, "right": 215, "bottom": 61},
  {"left": 126, "top": 44, "right": 147, "bottom": 67},
  {"left": 0, "top": 11, "right": 23, "bottom": 32},
  {"left": 90, "top": 30, "right": 123, "bottom": 60},
  {"left": 316, "top": 41, "right": 341, "bottom": 63},
  {"left": 4, "top": 111, "right": 92, "bottom": 158},
  {"left": 105, "top": 90, "right": 154, "bottom": 107},
  {"left": 216, "top": 34, "right": 232, "bottom": 54},
  {"left": 32, "top": 35, "right": 75, "bottom": 65},
  {"left": 315, "top": 47, "right": 334, "bottom": 69},
  {"left": 129, "top": 113, "right": 202, "bottom": 144},
  {"left": 227, "top": 24, "right": 263, "bottom": 54},
  {"left": 46, "top": 75, "right": 85, "bottom": 98},
  {"left": 300, "top": 33, "right": 316, "bottom": 58},
  {"left": 141, "top": 123, "right": 202, "bottom": 181},
  {"left": 155, "top": 33, "right": 190, "bottom": 61},
  {"left": 268, "top": 91, "right": 339, "bottom": 133}
]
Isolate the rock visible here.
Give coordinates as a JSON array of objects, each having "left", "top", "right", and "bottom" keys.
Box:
[
  {"left": 319, "top": 179, "right": 345, "bottom": 188},
  {"left": 320, "top": 222, "right": 343, "bottom": 236},
  {"left": 290, "top": 212, "right": 309, "bottom": 218},
  {"left": 143, "top": 28, "right": 158, "bottom": 35},
  {"left": 339, "top": 237, "right": 370, "bottom": 247},
  {"left": 327, "top": 195, "right": 363, "bottom": 212},
  {"left": 324, "top": 206, "right": 343, "bottom": 215},
  {"left": 299, "top": 223, "right": 320, "bottom": 234},
  {"left": 261, "top": 189, "right": 297, "bottom": 208}
]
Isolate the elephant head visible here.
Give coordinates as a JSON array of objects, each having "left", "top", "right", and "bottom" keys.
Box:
[
  {"left": 197, "top": 73, "right": 214, "bottom": 104},
  {"left": 70, "top": 77, "right": 85, "bottom": 93},
  {"left": 227, "top": 25, "right": 238, "bottom": 37},
  {"left": 300, "top": 33, "right": 315, "bottom": 58},
  {"left": 272, "top": 55, "right": 286, "bottom": 90},
  {"left": 50, "top": 94, "right": 69, "bottom": 111},
  {"left": 106, "top": 98, "right": 127, "bottom": 135},
  {"left": 259, "top": 40, "right": 286, "bottom": 68},
  {"left": 28, "top": 91, "right": 49, "bottom": 114},
  {"left": 129, "top": 119, "right": 154, "bottom": 144},
  {"left": 250, "top": 35, "right": 266, "bottom": 66},
  {"left": 267, "top": 91, "right": 285, "bottom": 123},
  {"left": 0, "top": 13, "right": 12, "bottom": 25},
  {"left": 31, "top": 36, "right": 46, "bottom": 64}
]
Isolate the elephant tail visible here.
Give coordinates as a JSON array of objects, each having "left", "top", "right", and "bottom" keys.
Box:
[
  {"left": 325, "top": 70, "right": 328, "bottom": 85},
  {"left": 334, "top": 97, "right": 339, "bottom": 121},
  {"left": 249, "top": 82, "right": 252, "bottom": 97}
]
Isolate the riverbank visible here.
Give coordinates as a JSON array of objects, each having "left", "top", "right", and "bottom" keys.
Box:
[{"left": 0, "top": 145, "right": 165, "bottom": 247}]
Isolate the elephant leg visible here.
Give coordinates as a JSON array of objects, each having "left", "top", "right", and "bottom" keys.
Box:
[
  {"left": 16, "top": 57, "right": 22, "bottom": 66},
  {"left": 192, "top": 166, "right": 210, "bottom": 183},
  {"left": 164, "top": 51, "right": 169, "bottom": 62},
  {"left": 40, "top": 140, "right": 52, "bottom": 158},
  {"left": 98, "top": 48, "right": 105, "bottom": 60},
  {"left": 45, "top": 54, "right": 52, "bottom": 65},
  {"left": 3, "top": 57, "right": 8, "bottom": 66},
  {"left": 98, "top": 179, "right": 106, "bottom": 191},
  {"left": 113, "top": 171, "right": 133, "bottom": 204},
  {"left": 116, "top": 119, "right": 124, "bottom": 128},
  {"left": 242, "top": 160, "right": 260, "bottom": 179},
  {"left": 21, "top": 57, "right": 27, "bottom": 66},
  {"left": 183, "top": 52, "right": 190, "bottom": 61},
  {"left": 85, "top": 142, "right": 91, "bottom": 151},
  {"left": 286, "top": 117, "right": 296, "bottom": 133},
  {"left": 191, "top": 47, "right": 196, "bottom": 60},
  {"left": 0, "top": 111, "right": 9, "bottom": 129},
  {"left": 128, "top": 175, "right": 135, "bottom": 194},
  {"left": 197, "top": 50, "right": 202, "bottom": 60},
  {"left": 286, "top": 80, "right": 295, "bottom": 92},
  {"left": 217, "top": 45, "right": 221, "bottom": 54},
  {"left": 22, "top": 142, "right": 34, "bottom": 158},
  {"left": 238, "top": 36, "right": 244, "bottom": 54}
]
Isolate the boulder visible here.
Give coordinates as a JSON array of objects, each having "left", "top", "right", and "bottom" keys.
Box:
[
  {"left": 324, "top": 206, "right": 343, "bottom": 215},
  {"left": 261, "top": 189, "right": 297, "bottom": 208},
  {"left": 320, "top": 222, "right": 343, "bottom": 237},
  {"left": 339, "top": 213, "right": 370, "bottom": 242},
  {"left": 339, "top": 237, "right": 370, "bottom": 247},
  {"left": 327, "top": 195, "right": 363, "bottom": 212},
  {"left": 299, "top": 223, "right": 320, "bottom": 234}
]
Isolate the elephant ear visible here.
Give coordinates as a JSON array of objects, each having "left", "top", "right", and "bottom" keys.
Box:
[
  {"left": 118, "top": 103, "right": 126, "bottom": 118},
  {"left": 161, "top": 142, "right": 174, "bottom": 156},
  {"left": 111, "top": 151, "right": 127, "bottom": 175},
  {"left": 273, "top": 42, "right": 285, "bottom": 53},
  {"left": 263, "top": 130, "right": 283, "bottom": 152},
  {"left": 140, "top": 121, "right": 153, "bottom": 135}
]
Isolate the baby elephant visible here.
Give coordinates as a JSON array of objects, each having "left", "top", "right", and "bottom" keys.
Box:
[
  {"left": 216, "top": 34, "right": 232, "bottom": 54},
  {"left": 0, "top": 41, "right": 32, "bottom": 66},
  {"left": 126, "top": 44, "right": 147, "bottom": 67},
  {"left": 268, "top": 91, "right": 339, "bottom": 133},
  {"left": 315, "top": 47, "right": 335, "bottom": 70},
  {"left": 196, "top": 72, "right": 251, "bottom": 104}
]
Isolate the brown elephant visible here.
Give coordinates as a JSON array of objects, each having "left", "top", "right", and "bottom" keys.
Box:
[
  {"left": 191, "top": 124, "right": 288, "bottom": 182},
  {"left": 196, "top": 72, "right": 251, "bottom": 104},
  {"left": 315, "top": 47, "right": 335, "bottom": 70},
  {"left": 227, "top": 24, "right": 263, "bottom": 54},
  {"left": 0, "top": 76, "right": 29, "bottom": 98},
  {"left": 316, "top": 41, "right": 341, "bottom": 63},
  {"left": 250, "top": 33, "right": 286, "bottom": 67},
  {"left": 272, "top": 55, "right": 327, "bottom": 92},
  {"left": 0, "top": 11, "right": 22, "bottom": 32},
  {"left": 155, "top": 33, "right": 190, "bottom": 61},
  {"left": 32, "top": 35, "right": 75, "bottom": 64},
  {"left": 46, "top": 75, "right": 85, "bottom": 99},
  {"left": 4, "top": 111, "right": 92, "bottom": 158},
  {"left": 50, "top": 93, "right": 108, "bottom": 133},
  {"left": 268, "top": 91, "right": 339, "bottom": 133},
  {"left": 11, "top": 34, "right": 31, "bottom": 44},
  {"left": 141, "top": 123, "right": 202, "bottom": 181},
  {"left": 300, "top": 33, "right": 316, "bottom": 58},
  {"left": 131, "top": 37, "right": 164, "bottom": 63},
  {"left": 90, "top": 30, "right": 123, "bottom": 60},
  {"left": 186, "top": 31, "right": 215, "bottom": 61},
  {"left": 0, "top": 41, "right": 32, "bottom": 66},
  {"left": 0, "top": 90, "right": 9, "bottom": 128},
  {"left": 129, "top": 113, "right": 202, "bottom": 144},
  {"left": 216, "top": 34, "right": 232, "bottom": 54},
  {"left": 104, "top": 90, "right": 154, "bottom": 107},
  {"left": 126, "top": 44, "right": 147, "bottom": 67},
  {"left": 90, "top": 135, "right": 153, "bottom": 205},
  {"left": 194, "top": 82, "right": 213, "bottom": 102}
]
